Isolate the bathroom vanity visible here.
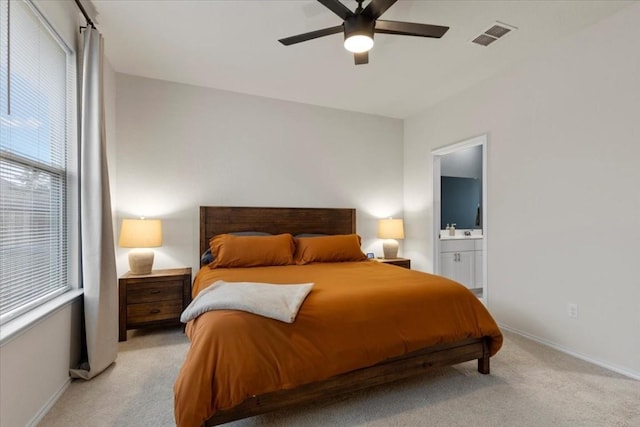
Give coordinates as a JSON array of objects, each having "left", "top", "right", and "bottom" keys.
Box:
[{"left": 439, "top": 234, "right": 483, "bottom": 290}]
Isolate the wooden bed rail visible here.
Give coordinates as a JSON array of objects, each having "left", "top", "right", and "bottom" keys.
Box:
[{"left": 204, "top": 337, "right": 491, "bottom": 426}]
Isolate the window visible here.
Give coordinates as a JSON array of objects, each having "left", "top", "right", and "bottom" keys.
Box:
[{"left": 0, "top": 0, "right": 75, "bottom": 324}]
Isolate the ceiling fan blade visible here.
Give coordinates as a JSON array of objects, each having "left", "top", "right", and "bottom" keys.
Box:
[
  {"left": 278, "top": 25, "right": 343, "bottom": 46},
  {"left": 354, "top": 51, "right": 368, "bottom": 65},
  {"left": 317, "top": 0, "right": 354, "bottom": 20},
  {"left": 362, "top": 0, "right": 397, "bottom": 20},
  {"left": 375, "top": 20, "right": 449, "bottom": 38}
]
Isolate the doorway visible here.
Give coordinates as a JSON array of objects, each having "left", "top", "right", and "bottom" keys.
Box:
[{"left": 432, "top": 134, "right": 488, "bottom": 302}]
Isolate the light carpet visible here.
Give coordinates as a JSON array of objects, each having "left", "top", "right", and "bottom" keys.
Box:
[{"left": 38, "top": 328, "right": 640, "bottom": 426}]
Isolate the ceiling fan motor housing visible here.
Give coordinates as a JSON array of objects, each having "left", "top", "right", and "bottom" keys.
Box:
[{"left": 344, "top": 14, "right": 375, "bottom": 43}]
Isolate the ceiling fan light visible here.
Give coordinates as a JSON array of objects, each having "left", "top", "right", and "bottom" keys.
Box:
[
  {"left": 344, "top": 35, "right": 374, "bottom": 53},
  {"left": 343, "top": 14, "right": 375, "bottom": 53}
]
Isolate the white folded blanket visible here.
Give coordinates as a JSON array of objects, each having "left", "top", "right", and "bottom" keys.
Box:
[{"left": 180, "top": 280, "right": 314, "bottom": 324}]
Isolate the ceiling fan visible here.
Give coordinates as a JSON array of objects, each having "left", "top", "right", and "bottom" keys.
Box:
[{"left": 278, "top": 0, "right": 449, "bottom": 65}]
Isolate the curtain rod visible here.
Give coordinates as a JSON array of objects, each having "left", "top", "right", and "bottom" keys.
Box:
[{"left": 73, "top": 0, "right": 96, "bottom": 29}]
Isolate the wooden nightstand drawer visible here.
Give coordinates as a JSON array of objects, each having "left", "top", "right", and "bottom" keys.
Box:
[
  {"left": 127, "top": 300, "right": 183, "bottom": 325},
  {"left": 127, "top": 281, "right": 183, "bottom": 304}
]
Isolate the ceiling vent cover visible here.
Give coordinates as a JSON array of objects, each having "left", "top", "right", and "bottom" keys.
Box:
[
  {"left": 472, "top": 21, "right": 517, "bottom": 47},
  {"left": 472, "top": 34, "right": 497, "bottom": 47}
]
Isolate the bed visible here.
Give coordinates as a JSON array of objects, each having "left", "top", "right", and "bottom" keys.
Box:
[{"left": 174, "top": 206, "right": 503, "bottom": 427}]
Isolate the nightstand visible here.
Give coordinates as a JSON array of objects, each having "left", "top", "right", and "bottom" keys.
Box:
[
  {"left": 374, "top": 258, "right": 411, "bottom": 269},
  {"left": 118, "top": 267, "right": 192, "bottom": 342}
]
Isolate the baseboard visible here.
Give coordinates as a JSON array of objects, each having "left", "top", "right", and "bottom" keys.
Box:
[
  {"left": 27, "top": 377, "right": 71, "bottom": 427},
  {"left": 499, "top": 324, "right": 640, "bottom": 381}
]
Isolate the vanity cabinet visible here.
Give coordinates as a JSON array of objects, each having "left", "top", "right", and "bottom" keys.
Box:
[{"left": 439, "top": 238, "right": 483, "bottom": 289}]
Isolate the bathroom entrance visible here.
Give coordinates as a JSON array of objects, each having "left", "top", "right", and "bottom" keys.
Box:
[{"left": 432, "top": 134, "right": 487, "bottom": 301}]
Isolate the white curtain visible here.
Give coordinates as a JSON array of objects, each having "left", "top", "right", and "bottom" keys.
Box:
[{"left": 70, "top": 27, "right": 118, "bottom": 380}]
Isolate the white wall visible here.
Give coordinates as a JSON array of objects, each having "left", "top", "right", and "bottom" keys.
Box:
[
  {"left": 114, "top": 74, "right": 404, "bottom": 275},
  {"left": 404, "top": 4, "right": 640, "bottom": 378},
  {"left": 0, "top": 302, "right": 82, "bottom": 427}
]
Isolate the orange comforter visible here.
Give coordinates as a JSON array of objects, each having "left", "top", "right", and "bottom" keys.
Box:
[{"left": 174, "top": 261, "right": 503, "bottom": 427}]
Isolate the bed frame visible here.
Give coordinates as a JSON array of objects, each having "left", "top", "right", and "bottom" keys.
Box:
[{"left": 199, "top": 206, "right": 490, "bottom": 426}]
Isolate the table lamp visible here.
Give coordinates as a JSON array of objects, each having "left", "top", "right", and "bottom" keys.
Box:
[
  {"left": 119, "top": 218, "right": 162, "bottom": 275},
  {"left": 377, "top": 218, "right": 404, "bottom": 259}
]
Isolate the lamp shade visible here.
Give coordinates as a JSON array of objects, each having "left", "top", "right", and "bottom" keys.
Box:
[
  {"left": 119, "top": 218, "right": 162, "bottom": 248},
  {"left": 377, "top": 218, "right": 405, "bottom": 240}
]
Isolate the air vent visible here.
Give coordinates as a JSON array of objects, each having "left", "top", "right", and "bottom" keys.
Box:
[
  {"left": 471, "top": 21, "right": 517, "bottom": 47},
  {"left": 485, "top": 24, "right": 511, "bottom": 39},
  {"left": 472, "top": 34, "right": 497, "bottom": 47}
]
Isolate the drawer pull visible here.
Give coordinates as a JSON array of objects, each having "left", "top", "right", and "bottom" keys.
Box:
[
  {"left": 150, "top": 309, "right": 161, "bottom": 314},
  {"left": 149, "top": 289, "right": 161, "bottom": 294}
]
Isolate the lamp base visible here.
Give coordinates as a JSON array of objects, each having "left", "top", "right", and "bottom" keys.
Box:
[
  {"left": 382, "top": 239, "right": 399, "bottom": 259},
  {"left": 128, "top": 249, "right": 154, "bottom": 275}
]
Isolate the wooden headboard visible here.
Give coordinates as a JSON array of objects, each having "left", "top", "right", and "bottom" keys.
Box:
[{"left": 199, "top": 206, "right": 356, "bottom": 257}]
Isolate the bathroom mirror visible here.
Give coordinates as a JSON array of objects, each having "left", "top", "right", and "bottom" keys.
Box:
[
  {"left": 441, "top": 177, "right": 481, "bottom": 229},
  {"left": 440, "top": 145, "right": 483, "bottom": 230}
]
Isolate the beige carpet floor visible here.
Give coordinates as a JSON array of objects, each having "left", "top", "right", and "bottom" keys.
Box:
[{"left": 39, "top": 328, "right": 640, "bottom": 427}]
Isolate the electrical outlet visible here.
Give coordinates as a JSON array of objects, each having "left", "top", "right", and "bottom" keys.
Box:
[{"left": 567, "top": 303, "right": 579, "bottom": 319}]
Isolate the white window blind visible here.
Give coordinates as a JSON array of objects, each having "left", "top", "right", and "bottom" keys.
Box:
[{"left": 0, "top": 0, "right": 73, "bottom": 324}]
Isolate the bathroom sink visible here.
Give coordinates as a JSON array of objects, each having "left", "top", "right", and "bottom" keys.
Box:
[{"left": 440, "top": 234, "right": 483, "bottom": 240}]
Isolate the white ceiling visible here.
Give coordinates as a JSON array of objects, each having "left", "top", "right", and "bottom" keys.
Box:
[{"left": 92, "top": 0, "right": 633, "bottom": 119}]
